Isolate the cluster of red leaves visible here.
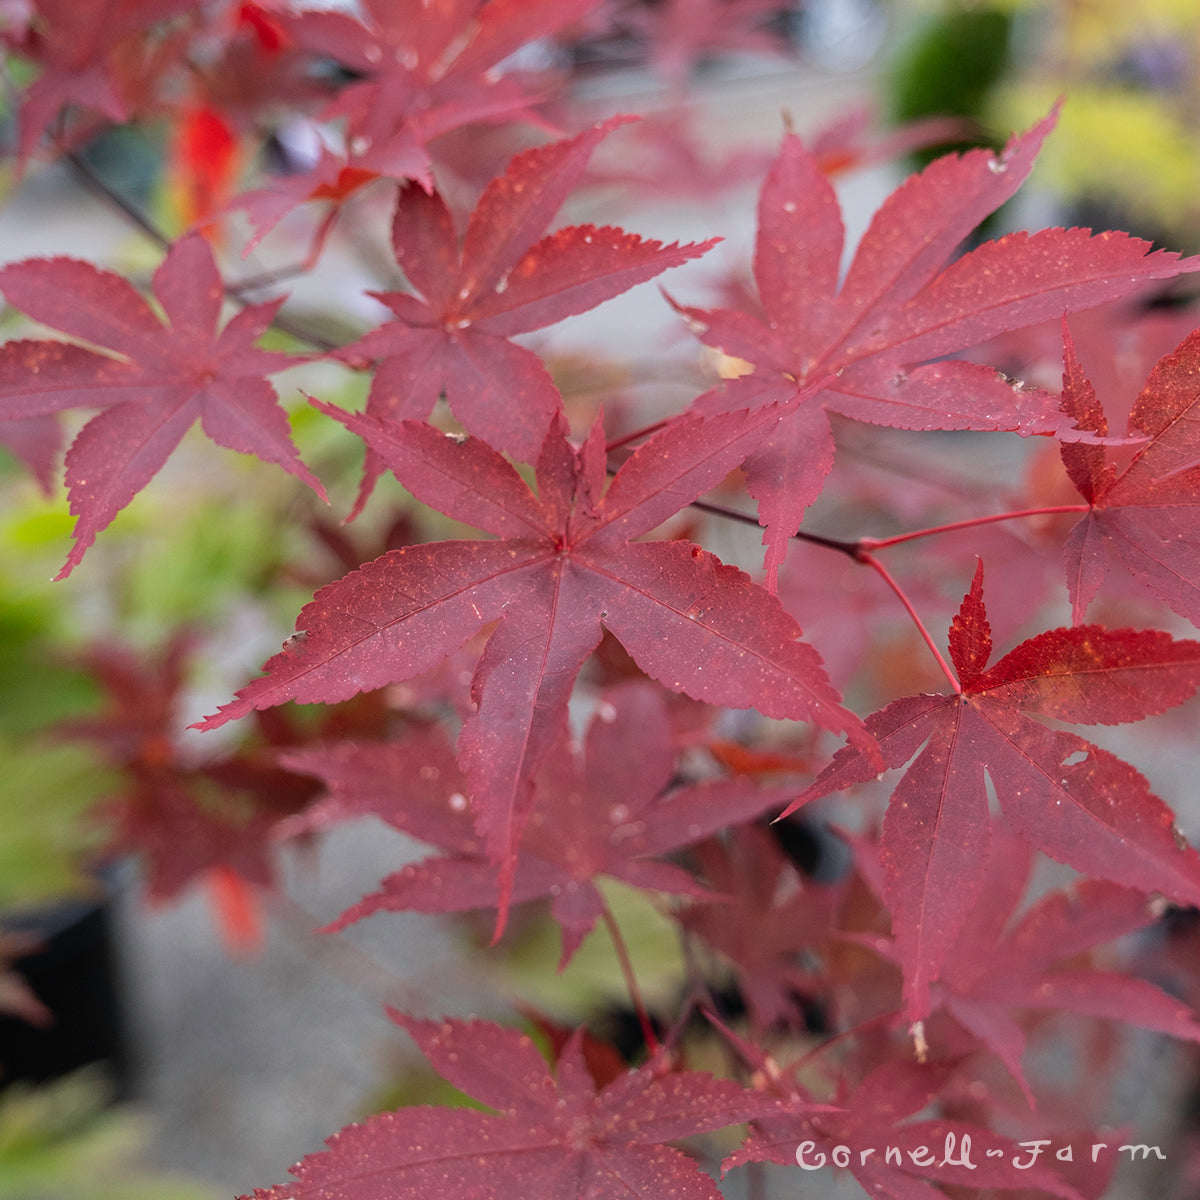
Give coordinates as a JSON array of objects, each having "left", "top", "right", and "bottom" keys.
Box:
[{"left": 5, "top": 3, "right": 1200, "bottom": 1199}]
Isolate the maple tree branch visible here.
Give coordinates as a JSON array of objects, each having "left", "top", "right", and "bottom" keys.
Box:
[
  {"left": 600, "top": 900, "right": 661, "bottom": 1057},
  {"left": 61, "top": 144, "right": 172, "bottom": 249},
  {"left": 596, "top": 449, "right": 861, "bottom": 555},
  {"left": 784, "top": 1008, "right": 900, "bottom": 1075},
  {"left": 700, "top": 1006, "right": 790, "bottom": 1092},
  {"left": 858, "top": 551, "right": 961, "bottom": 694},
  {"left": 688, "top": 497, "right": 860, "bottom": 555},
  {"left": 605, "top": 418, "right": 670, "bottom": 453},
  {"left": 225, "top": 257, "right": 322, "bottom": 295},
  {"left": 859, "top": 505, "right": 1091, "bottom": 551}
]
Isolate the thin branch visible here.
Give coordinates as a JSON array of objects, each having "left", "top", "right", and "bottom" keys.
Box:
[
  {"left": 606, "top": 417, "right": 669, "bottom": 453},
  {"left": 690, "top": 497, "right": 860, "bottom": 555},
  {"left": 62, "top": 145, "right": 171, "bottom": 248},
  {"left": 227, "top": 257, "right": 324, "bottom": 295},
  {"left": 859, "top": 551, "right": 961, "bottom": 694},
  {"left": 601, "top": 900, "right": 661, "bottom": 1057},
  {"left": 860, "top": 504, "right": 1091, "bottom": 551},
  {"left": 784, "top": 1008, "right": 898, "bottom": 1076}
]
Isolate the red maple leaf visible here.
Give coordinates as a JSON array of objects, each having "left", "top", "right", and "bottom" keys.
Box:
[
  {"left": 781, "top": 561, "right": 1200, "bottom": 1021},
  {"left": 196, "top": 409, "right": 870, "bottom": 926},
  {"left": 619, "top": 0, "right": 793, "bottom": 88},
  {"left": 240, "top": 1013, "right": 776, "bottom": 1200},
  {"left": 338, "top": 117, "right": 717, "bottom": 510},
  {"left": 0, "top": 233, "right": 325, "bottom": 577},
  {"left": 806, "top": 106, "right": 974, "bottom": 178},
  {"left": 666, "top": 107, "right": 1200, "bottom": 584},
  {"left": 584, "top": 110, "right": 774, "bottom": 200},
  {"left": 857, "top": 823, "right": 1200, "bottom": 1101},
  {"left": 0, "top": 412, "right": 60, "bottom": 493},
  {"left": 6, "top": 0, "right": 194, "bottom": 161},
  {"left": 1060, "top": 324, "right": 1200, "bottom": 625},
  {"left": 286, "top": 682, "right": 789, "bottom": 963},
  {"left": 228, "top": 145, "right": 382, "bottom": 260},
  {"left": 679, "top": 823, "right": 843, "bottom": 1034},
  {"left": 59, "top": 633, "right": 324, "bottom": 952},
  {"left": 280, "top": 0, "right": 600, "bottom": 187}
]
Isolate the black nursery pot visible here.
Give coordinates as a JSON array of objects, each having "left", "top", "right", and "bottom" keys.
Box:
[{"left": 0, "top": 889, "right": 131, "bottom": 1099}]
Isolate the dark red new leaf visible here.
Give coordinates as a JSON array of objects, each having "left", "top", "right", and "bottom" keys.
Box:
[
  {"left": 197, "top": 409, "right": 868, "bottom": 927},
  {"left": 240, "top": 1015, "right": 775, "bottom": 1200},
  {"left": 339, "top": 118, "right": 716, "bottom": 510},
  {"left": 783, "top": 562, "right": 1200, "bottom": 1020},
  {"left": 1061, "top": 325, "right": 1200, "bottom": 625},
  {"left": 668, "top": 108, "right": 1200, "bottom": 583},
  {"left": 0, "top": 233, "right": 324, "bottom": 577}
]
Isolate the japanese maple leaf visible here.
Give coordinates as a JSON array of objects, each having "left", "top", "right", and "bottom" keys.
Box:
[
  {"left": 858, "top": 823, "right": 1200, "bottom": 1101},
  {"left": 781, "top": 561, "right": 1200, "bottom": 1021},
  {"left": 620, "top": 0, "right": 792, "bottom": 88},
  {"left": 1060, "top": 324, "right": 1200, "bottom": 625},
  {"left": 287, "top": 682, "right": 788, "bottom": 964},
  {"left": 807, "top": 106, "right": 973, "bottom": 178},
  {"left": 7, "top": 0, "right": 194, "bottom": 161},
  {"left": 338, "top": 117, "right": 717, "bottom": 512},
  {"left": 0, "top": 233, "right": 325, "bottom": 578},
  {"left": 280, "top": 0, "right": 601, "bottom": 187},
  {"left": 0, "top": 412, "right": 60, "bottom": 494},
  {"left": 725, "top": 1059, "right": 1085, "bottom": 1200},
  {"left": 667, "top": 106, "right": 1200, "bottom": 585},
  {"left": 59, "top": 633, "right": 325, "bottom": 952},
  {"left": 228, "top": 145, "right": 381, "bottom": 260},
  {"left": 584, "top": 110, "right": 773, "bottom": 200},
  {"left": 679, "top": 824, "right": 842, "bottom": 1034},
  {"left": 242, "top": 1014, "right": 776, "bottom": 1200},
  {"left": 196, "top": 408, "right": 870, "bottom": 927}
]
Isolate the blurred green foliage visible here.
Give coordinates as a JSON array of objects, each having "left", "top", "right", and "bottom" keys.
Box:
[
  {"left": 886, "top": 0, "right": 1200, "bottom": 248},
  {"left": 889, "top": 6, "right": 1014, "bottom": 150},
  {"left": 0, "top": 740, "right": 112, "bottom": 911},
  {"left": 0, "top": 1071, "right": 219, "bottom": 1200}
]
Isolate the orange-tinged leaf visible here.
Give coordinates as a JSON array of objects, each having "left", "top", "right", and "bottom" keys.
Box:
[
  {"left": 167, "top": 103, "right": 241, "bottom": 231},
  {"left": 206, "top": 864, "right": 264, "bottom": 958}
]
